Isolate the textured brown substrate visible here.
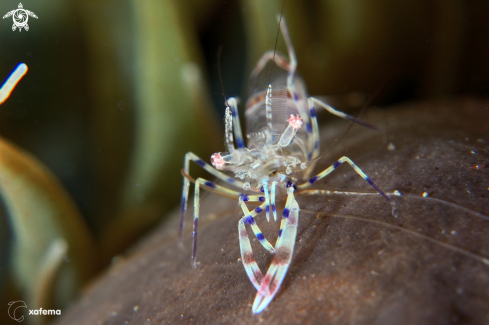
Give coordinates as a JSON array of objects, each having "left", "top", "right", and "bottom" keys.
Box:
[{"left": 56, "top": 99, "right": 489, "bottom": 325}]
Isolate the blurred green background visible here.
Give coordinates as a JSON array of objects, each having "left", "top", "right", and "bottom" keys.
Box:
[{"left": 0, "top": 0, "right": 489, "bottom": 323}]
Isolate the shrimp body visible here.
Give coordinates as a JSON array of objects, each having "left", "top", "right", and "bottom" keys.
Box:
[
  {"left": 180, "top": 18, "right": 388, "bottom": 314},
  {"left": 210, "top": 64, "right": 313, "bottom": 197}
]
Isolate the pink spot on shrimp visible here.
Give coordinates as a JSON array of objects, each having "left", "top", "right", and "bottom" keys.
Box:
[
  {"left": 210, "top": 153, "right": 225, "bottom": 170},
  {"left": 240, "top": 229, "right": 249, "bottom": 238},
  {"left": 258, "top": 275, "right": 272, "bottom": 296},
  {"left": 288, "top": 114, "right": 303, "bottom": 129},
  {"left": 242, "top": 252, "right": 256, "bottom": 265},
  {"left": 273, "top": 247, "right": 291, "bottom": 265}
]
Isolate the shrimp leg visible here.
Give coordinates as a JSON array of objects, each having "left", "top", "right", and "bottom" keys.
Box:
[{"left": 253, "top": 187, "right": 299, "bottom": 314}]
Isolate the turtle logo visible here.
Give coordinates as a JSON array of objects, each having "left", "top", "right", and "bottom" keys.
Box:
[
  {"left": 3, "top": 3, "right": 38, "bottom": 32},
  {"left": 7, "top": 300, "right": 27, "bottom": 322}
]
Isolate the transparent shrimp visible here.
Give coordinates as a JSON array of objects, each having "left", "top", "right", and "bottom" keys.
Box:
[{"left": 179, "top": 18, "right": 389, "bottom": 314}]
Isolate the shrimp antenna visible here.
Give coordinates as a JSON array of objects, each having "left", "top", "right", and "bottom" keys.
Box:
[
  {"left": 217, "top": 46, "right": 230, "bottom": 108},
  {"left": 267, "top": 0, "right": 286, "bottom": 87}
]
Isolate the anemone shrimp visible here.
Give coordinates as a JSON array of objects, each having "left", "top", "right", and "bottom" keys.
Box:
[{"left": 178, "top": 12, "right": 391, "bottom": 314}]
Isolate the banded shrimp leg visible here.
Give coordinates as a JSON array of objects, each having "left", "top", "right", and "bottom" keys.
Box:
[
  {"left": 181, "top": 160, "right": 291, "bottom": 292},
  {"left": 182, "top": 161, "right": 286, "bottom": 293},
  {"left": 252, "top": 158, "right": 391, "bottom": 313},
  {"left": 252, "top": 186, "right": 300, "bottom": 313},
  {"left": 180, "top": 104, "right": 277, "bottom": 268}
]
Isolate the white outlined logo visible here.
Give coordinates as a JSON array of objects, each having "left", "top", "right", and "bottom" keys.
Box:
[
  {"left": 7, "top": 300, "right": 61, "bottom": 322},
  {"left": 3, "top": 3, "right": 38, "bottom": 32},
  {"left": 7, "top": 300, "right": 27, "bottom": 322}
]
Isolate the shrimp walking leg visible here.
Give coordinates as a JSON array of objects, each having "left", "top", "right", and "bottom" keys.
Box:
[
  {"left": 226, "top": 97, "right": 246, "bottom": 149},
  {"left": 297, "top": 156, "right": 390, "bottom": 201},
  {"left": 253, "top": 187, "right": 299, "bottom": 314},
  {"left": 180, "top": 152, "right": 245, "bottom": 237},
  {"left": 277, "top": 17, "right": 298, "bottom": 88},
  {"left": 310, "top": 97, "right": 378, "bottom": 130},
  {"left": 189, "top": 177, "right": 274, "bottom": 267},
  {"left": 239, "top": 199, "right": 275, "bottom": 253},
  {"left": 249, "top": 50, "right": 290, "bottom": 80},
  {"left": 238, "top": 218, "right": 265, "bottom": 291},
  {"left": 248, "top": 18, "right": 297, "bottom": 88}
]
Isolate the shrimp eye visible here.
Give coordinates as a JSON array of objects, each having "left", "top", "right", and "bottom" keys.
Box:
[{"left": 210, "top": 153, "right": 225, "bottom": 170}]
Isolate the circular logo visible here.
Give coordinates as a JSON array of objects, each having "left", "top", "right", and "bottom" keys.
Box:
[
  {"left": 13, "top": 9, "right": 28, "bottom": 28},
  {"left": 8, "top": 300, "right": 27, "bottom": 322}
]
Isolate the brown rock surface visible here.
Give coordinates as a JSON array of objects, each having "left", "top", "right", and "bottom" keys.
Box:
[{"left": 56, "top": 99, "right": 489, "bottom": 325}]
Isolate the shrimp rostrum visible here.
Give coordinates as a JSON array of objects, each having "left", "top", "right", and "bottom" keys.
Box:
[{"left": 180, "top": 17, "right": 389, "bottom": 314}]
